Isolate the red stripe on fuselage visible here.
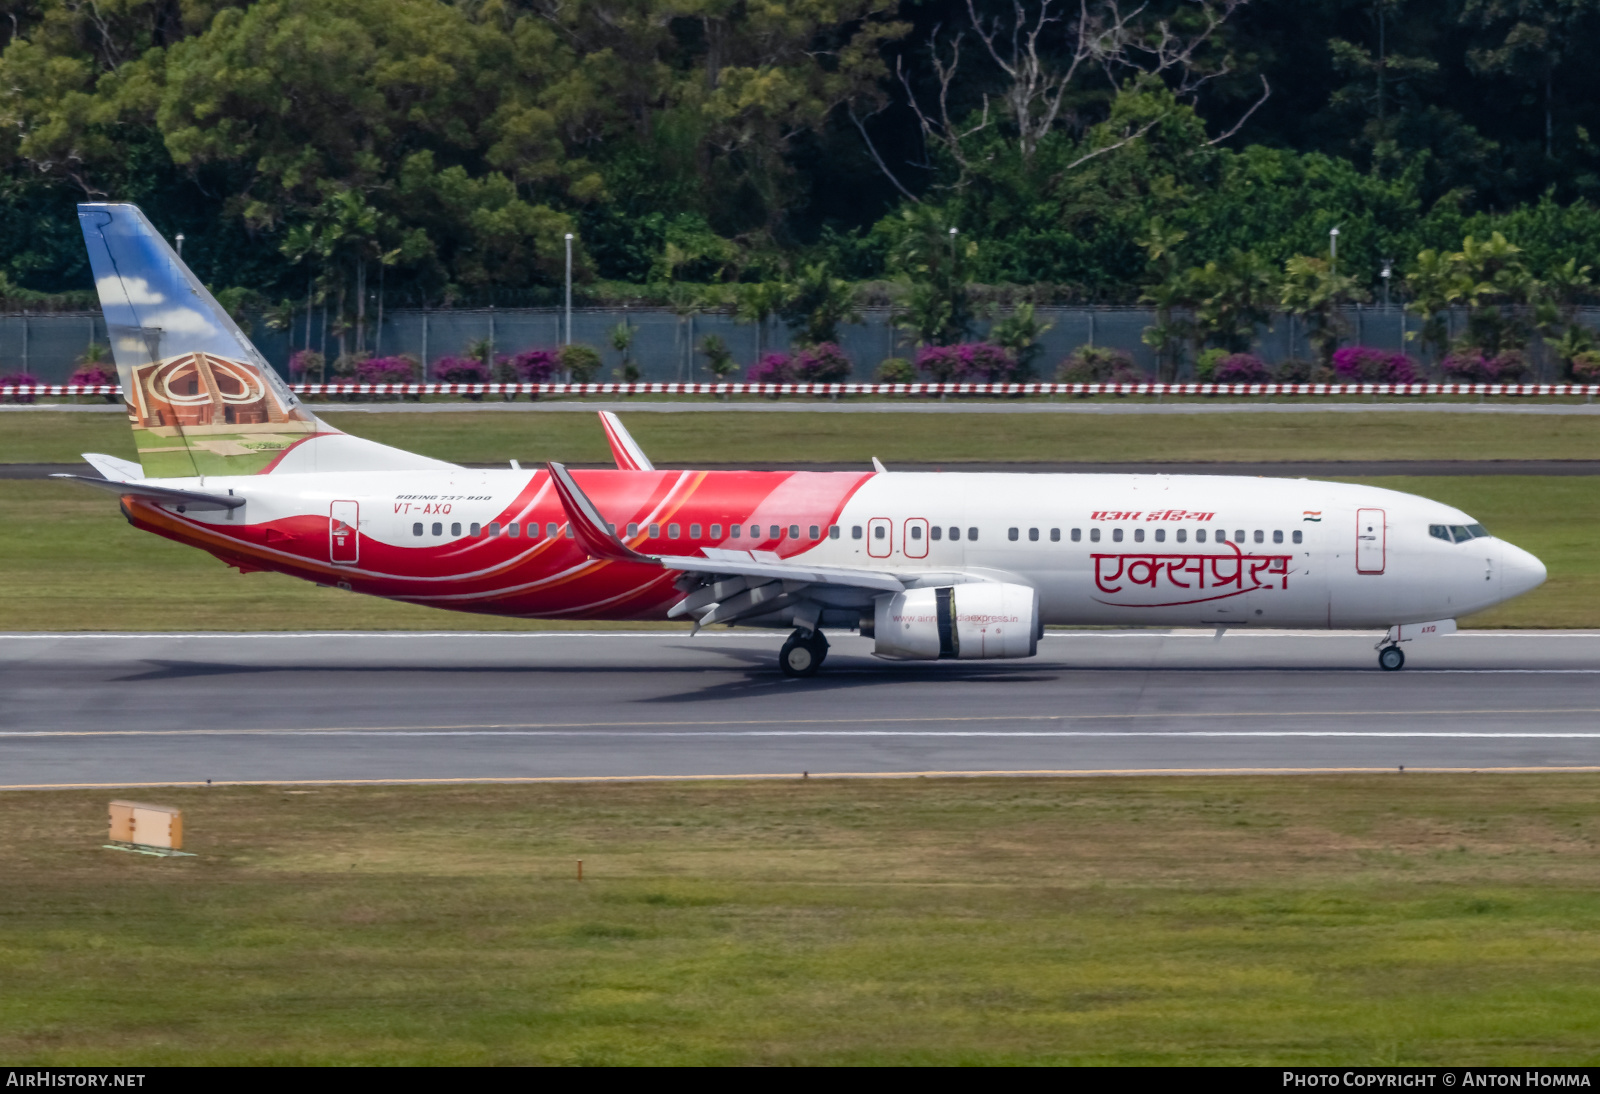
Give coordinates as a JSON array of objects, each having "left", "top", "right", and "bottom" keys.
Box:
[{"left": 127, "top": 469, "right": 874, "bottom": 621}]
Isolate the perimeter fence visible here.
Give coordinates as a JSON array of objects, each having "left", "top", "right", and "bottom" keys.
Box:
[
  {"left": 10, "top": 381, "right": 1600, "bottom": 400},
  {"left": 5, "top": 304, "right": 1600, "bottom": 384}
]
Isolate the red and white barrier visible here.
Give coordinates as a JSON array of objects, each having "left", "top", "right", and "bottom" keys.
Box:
[{"left": 5, "top": 380, "right": 1600, "bottom": 399}]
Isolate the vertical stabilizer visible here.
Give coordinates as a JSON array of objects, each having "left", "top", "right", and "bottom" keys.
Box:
[{"left": 79, "top": 203, "right": 451, "bottom": 478}]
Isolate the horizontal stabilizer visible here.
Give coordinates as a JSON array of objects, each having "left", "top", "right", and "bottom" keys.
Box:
[{"left": 50, "top": 474, "right": 244, "bottom": 511}]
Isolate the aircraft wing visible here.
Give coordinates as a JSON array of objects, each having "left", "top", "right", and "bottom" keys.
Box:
[
  {"left": 545, "top": 461, "right": 904, "bottom": 596},
  {"left": 598, "top": 412, "right": 654, "bottom": 471}
]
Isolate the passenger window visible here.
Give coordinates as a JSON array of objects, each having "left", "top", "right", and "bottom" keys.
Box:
[
  {"left": 789, "top": 524, "right": 799, "bottom": 539},
  {"left": 968, "top": 527, "right": 979, "bottom": 541},
  {"left": 668, "top": 523, "right": 680, "bottom": 539},
  {"left": 1112, "top": 528, "right": 1124, "bottom": 543},
  {"left": 711, "top": 524, "right": 722, "bottom": 539},
  {"left": 750, "top": 525, "right": 760, "bottom": 538},
  {"left": 690, "top": 523, "right": 701, "bottom": 539},
  {"left": 770, "top": 525, "right": 781, "bottom": 539},
  {"left": 949, "top": 526, "right": 960, "bottom": 540},
  {"left": 1154, "top": 529, "right": 1165, "bottom": 543},
  {"left": 628, "top": 522, "right": 639, "bottom": 537},
  {"left": 1273, "top": 530, "right": 1283, "bottom": 544},
  {"left": 432, "top": 522, "right": 442, "bottom": 536},
  {"left": 1196, "top": 529, "right": 1206, "bottom": 543},
  {"left": 649, "top": 523, "right": 660, "bottom": 537},
  {"left": 1028, "top": 528, "right": 1039, "bottom": 541},
  {"left": 451, "top": 522, "right": 462, "bottom": 536},
  {"left": 909, "top": 525, "right": 921, "bottom": 540},
  {"left": 413, "top": 522, "right": 423, "bottom": 536},
  {"left": 606, "top": 523, "right": 616, "bottom": 535},
  {"left": 1234, "top": 530, "right": 1245, "bottom": 543},
  {"left": 809, "top": 525, "right": 819, "bottom": 540},
  {"left": 931, "top": 526, "right": 942, "bottom": 541},
  {"left": 508, "top": 522, "right": 522, "bottom": 538},
  {"left": 1071, "top": 528, "right": 1081, "bottom": 542},
  {"left": 829, "top": 526, "right": 840, "bottom": 539},
  {"left": 852, "top": 526, "right": 863, "bottom": 539},
  {"left": 565, "top": 524, "right": 574, "bottom": 538},
  {"left": 490, "top": 521, "right": 501, "bottom": 536},
  {"left": 1215, "top": 528, "right": 1225, "bottom": 542},
  {"left": 1293, "top": 530, "right": 1303, "bottom": 544},
  {"left": 730, "top": 524, "right": 740, "bottom": 539},
  {"left": 1133, "top": 528, "right": 1144, "bottom": 543},
  {"left": 874, "top": 525, "right": 886, "bottom": 539},
  {"left": 547, "top": 522, "right": 559, "bottom": 538},
  {"left": 1176, "top": 528, "right": 1186, "bottom": 543},
  {"left": 1254, "top": 530, "right": 1263, "bottom": 544},
  {"left": 1089, "top": 528, "right": 1099, "bottom": 543},
  {"left": 470, "top": 522, "right": 481, "bottom": 536},
  {"left": 1050, "top": 528, "right": 1060, "bottom": 542},
  {"left": 1008, "top": 527, "right": 1019, "bottom": 541}
]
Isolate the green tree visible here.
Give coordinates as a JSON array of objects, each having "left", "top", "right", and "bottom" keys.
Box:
[
  {"left": 779, "top": 263, "right": 862, "bottom": 346},
  {"left": 1280, "top": 255, "right": 1371, "bottom": 366}
]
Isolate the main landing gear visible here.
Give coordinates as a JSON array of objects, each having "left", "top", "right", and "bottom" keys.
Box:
[
  {"left": 1378, "top": 645, "right": 1406, "bottom": 672},
  {"left": 780, "top": 629, "right": 829, "bottom": 678}
]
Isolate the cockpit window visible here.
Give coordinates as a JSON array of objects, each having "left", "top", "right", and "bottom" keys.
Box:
[{"left": 1432, "top": 523, "right": 1490, "bottom": 543}]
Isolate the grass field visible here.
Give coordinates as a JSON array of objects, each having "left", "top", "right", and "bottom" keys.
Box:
[
  {"left": 5, "top": 407, "right": 1600, "bottom": 465},
  {"left": 0, "top": 475, "right": 1591, "bottom": 630},
  {"left": 5, "top": 775, "right": 1600, "bottom": 1064}
]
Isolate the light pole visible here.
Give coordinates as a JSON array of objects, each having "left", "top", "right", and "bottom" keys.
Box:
[
  {"left": 174, "top": 232, "right": 184, "bottom": 260},
  {"left": 1329, "top": 226, "right": 1340, "bottom": 275},
  {"left": 564, "top": 232, "right": 574, "bottom": 346},
  {"left": 1381, "top": 259, "right": 1393, "bottom": 310}
]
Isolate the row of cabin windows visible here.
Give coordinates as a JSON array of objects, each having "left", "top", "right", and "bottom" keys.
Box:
[
  {"left": 410, "top": 519, "right": 1306, "bottom": 547},
  {"left": 1044, "top": 527, "right": 1304, "bottom": 545}
]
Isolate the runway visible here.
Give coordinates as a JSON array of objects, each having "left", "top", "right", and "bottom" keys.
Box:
[{"left": 4, "top": 631, "right": 1600, "bottom": 788}]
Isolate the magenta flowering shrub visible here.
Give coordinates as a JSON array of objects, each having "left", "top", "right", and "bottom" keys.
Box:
[
  {"left": 746, "top": 351, "right": 796, "bottom": 383},
  {"left": 793, "top": 342, "right": 853, "bottom": 382},
  {"left": 1332, "top": 346, "right": 1421, "bottom": 383},
  {"left": 1212, "top": 353, "right": 1272, "bottom": 383},
  {"left": 432, "top": 356, "right": 492, "bottom": 383},
  {"left": 1440, "top": 349, "right": 1529, "bottom": 382},
  {"left": 0, "top": 372, "right": 40, "bottom": 403},
  {"left": 1569, "top": 351, "right": 1600, "bottom": 381},
  {"left": 746, "top": 343, "right": 856, "bottom": 384},
  {"left": 353, "top": 356, "right": 416, "bottom": 384},
  {"left": 915, "top": 342, "right": 1017, "bottom": 382},
  {"left": 510, "top": 348, "right": 561, "bottom": 382},
  {"left": 67, "top": 363, "right": 117, "bottom": 386},
  {"left": 288, "top": 350, "right": 324, "bottom": 381}
]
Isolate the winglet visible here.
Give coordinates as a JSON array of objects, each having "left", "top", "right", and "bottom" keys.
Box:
[
  {"left": 871, "top": 457, "right": 887, "bottom": 473},
  {"left": 599, "top": 412, "right": 654, "bottom": 471},
  {"left": 545, "top": 462, "right": 658, "bottom": 565}
]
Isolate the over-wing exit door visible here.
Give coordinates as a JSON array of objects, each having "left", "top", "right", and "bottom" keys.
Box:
[
  {"left": 330, "top": 500, "right": 359, "bottom": 564},
  {"left": 1356, "top": 508, "right": 1385, "bottom": 574}
]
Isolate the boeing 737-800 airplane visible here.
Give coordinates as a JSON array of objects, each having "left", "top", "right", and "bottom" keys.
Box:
[{"left": 57, "top": 203, "right": 1548, "bottom": 676}]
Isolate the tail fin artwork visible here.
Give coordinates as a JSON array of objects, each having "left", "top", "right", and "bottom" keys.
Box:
[{"left": 79, "top": 202, "right": 452, "bottom": 479}]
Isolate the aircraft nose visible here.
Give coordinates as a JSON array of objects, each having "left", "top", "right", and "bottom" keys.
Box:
[{"left": 1499, "top": 540, "right": 1547, "bottom": 599}]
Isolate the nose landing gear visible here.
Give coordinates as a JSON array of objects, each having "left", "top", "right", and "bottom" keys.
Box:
[
  {"left": 780, "top": 629, "right": 829, "bottom": 677},
  {"left": 1378, "top": 645, "right": 1406, "bottom": 671}
]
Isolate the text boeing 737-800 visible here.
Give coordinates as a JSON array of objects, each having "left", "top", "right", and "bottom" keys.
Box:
[{"left": 56, "top": 202, "right": 1547, "bottom": 676}]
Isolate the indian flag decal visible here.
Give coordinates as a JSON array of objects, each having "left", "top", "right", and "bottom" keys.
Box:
[{"left": 1302, "top": 511, "right": 1323, "bottom": 522}]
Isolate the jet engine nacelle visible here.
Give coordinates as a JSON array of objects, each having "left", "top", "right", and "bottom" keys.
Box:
[{"left": 870, "top": 583, "right": 1040, "bottom": 660}]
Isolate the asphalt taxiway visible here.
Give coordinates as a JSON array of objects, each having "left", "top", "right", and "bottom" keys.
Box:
[{"left": 4, "top": 631, "right": 1599, "bottom": 788}]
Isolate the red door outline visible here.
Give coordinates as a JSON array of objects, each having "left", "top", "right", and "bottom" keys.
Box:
[
  {"left": 330, "top": 500, "right": 359, "bottom": 565},
  {"left": 867, "top": 517, "right": 892, "bottom": 558},
  {"left": 903, "top": 518, "right": 929, "bottom": 559},
  {"left": 1356, "top": 507, "right": 1385, "bottom": 574}
]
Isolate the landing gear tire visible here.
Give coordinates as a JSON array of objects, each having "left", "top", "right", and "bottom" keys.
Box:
[
  {"left": 780, "top": 630, "right": 828, "bottom": 678},
  {"left": 1378, "top": 646, "right": 1406, "bottom": 672}
]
